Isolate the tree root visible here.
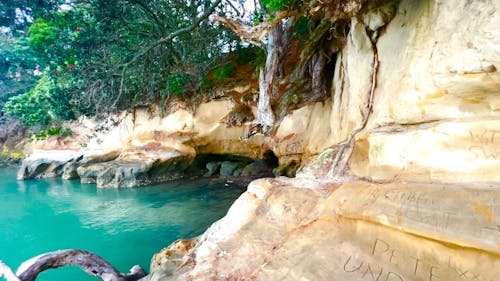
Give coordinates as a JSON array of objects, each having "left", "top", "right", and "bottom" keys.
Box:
[{"left": 328, "top": 28, "right": 380, "bottom": 179}]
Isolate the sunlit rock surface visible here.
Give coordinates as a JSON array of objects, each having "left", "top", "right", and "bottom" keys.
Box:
[
  {"left": 148, "top": 179, "right": 500, "bottom": 281},
  {"left": 17, "top": 98, "right": 336, "bottom": 187},
  {"left": 148, "top": 0, "right": 500, "bottom": 280}
]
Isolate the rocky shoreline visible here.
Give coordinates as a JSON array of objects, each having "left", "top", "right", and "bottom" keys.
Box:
[
  {"left": 5, "top": 0, "right": 500, "bottom": 279},
  {"left": 16, "top": 148, "right": 279, "bottom": 188},
  {"left": 11, "top": 98, "right": 332, "bottom": 188}
]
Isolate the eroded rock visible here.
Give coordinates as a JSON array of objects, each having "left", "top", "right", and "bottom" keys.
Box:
[
  {"left": 149, "top": 238, "right": 198, "bottom": 279},
  {"left": 219, "top": 161, "right": 238, "bottom": 179},
  {"left": 17, "top": 150, "right": 83, "bottom": 180},
  {"left": 147, "top": 0, "right": 500, "bottom": 280},
  {"left": 149, "top": 179, "right": 500, "bottom": 281},
  {"left": 62, "top": 150, "right": 120, "bottom": 180},
  {"left": 204, "top": 162, "right": 221, "bottom": 177},
  {"left": 77, "top": 149, "right": 193, "bottom": 188}
]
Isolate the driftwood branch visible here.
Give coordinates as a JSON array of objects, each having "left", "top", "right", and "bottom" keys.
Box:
[
  {"left": 0, "top": 250, "right": 147, "bottom": 281},
  {"left": 0, "top": 261, "right": 20, "bottom": 281}
]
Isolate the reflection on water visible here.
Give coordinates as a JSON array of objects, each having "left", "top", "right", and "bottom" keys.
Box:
[{"left": 0, "top": 168, "right": 245, "bottom": 281}]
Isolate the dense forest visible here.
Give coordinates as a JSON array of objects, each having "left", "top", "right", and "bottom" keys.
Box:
[{"left": 0, "top": 0, "right": 371, "bottom": 131}]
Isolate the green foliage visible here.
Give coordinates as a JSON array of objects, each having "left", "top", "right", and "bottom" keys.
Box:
[
  {"left": 198, "top": 47, "right": 264, "bottom": 91},
  {"left": 199, "top": 76, "right": 213, "bottom": 91},
  {"left": 293, "top": 17, "right": 310, "bottom": 37},
  {"left": 166, "top": 73, "right": 190, "bottom": 96},
  {"left": 262, "top": 0, "right": 290, "bottom": 11},
  {"left": 3, "top": 72, "right": 72, "bottom": 125},
  {"left": 20, "top": 1, "right": 242, "bottom": 115},
  {"left": 236, "top": 47, "right": 266, "bottom": 68},
  {"left": 32, "top": 126, "right": 72, "bottom": 140},
  {"left": 0, "top": 34, "right": 40, "bottom": 108},
  {"left": 251, "top": 10, "right": 264, "bottom": 24},
  {"left": 4, "top": 0, "right": 246, "bottom": 118},
  {"left": 213, "top": 62, "right": 235, "bottom": 82},
  {"left": 0, "top": 0, "right": 63, "bottom": 33},
  {"left": 4, "top": 73, "right": 54, "bottom": 125},
  {"left": 28, "top": 19, "right": 58, "bottom": 52}
]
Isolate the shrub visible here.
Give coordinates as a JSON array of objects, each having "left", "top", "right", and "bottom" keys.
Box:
[
  {"left": 28, "top": 19, "right": 58, "bottom": 53},
  {"left": 212, "top": 62, "right": 235, "bottom": 82},
  {"left": 237, "top": 47, "right": 266, "bottom": 68},
  {"left": 199, "top": 76, "right": 213, "bottom": 91},
  {"left": 4, "top": 71, "right": 73, "bottom": 126},
  {"left": 4, "top": 73, "right": 55, "bottom": 126},
  {"left": 32, "top": 126, "right": 72, "bottom": 140},
  {"left": 166, "top": 73, "right": 189, "bottom": 96}
]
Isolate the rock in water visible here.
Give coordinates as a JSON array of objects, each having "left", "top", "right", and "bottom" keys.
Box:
[
  {"left": 17, "top": 150, "right": 83, "bottom": 180},
  {"left": 219, "top": 161, "right": 238, "bottom": 179},
  {"left": 77, "top": 149, "right": 193, "bottom": 188},
  {"left": 203, "top": 162, "right": 221, "bottom": 177}
]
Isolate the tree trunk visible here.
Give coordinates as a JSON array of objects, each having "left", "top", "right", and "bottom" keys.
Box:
[
  {"left": 255, "top": 23, "right": 281, "bottom": 131},
  {"left": 255, "top": 18, "right": 296, "bottom": 133}
]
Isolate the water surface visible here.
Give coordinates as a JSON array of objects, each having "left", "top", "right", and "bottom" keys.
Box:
[{"left": 0, "top": 168, "right": 245, "bottom": 280}]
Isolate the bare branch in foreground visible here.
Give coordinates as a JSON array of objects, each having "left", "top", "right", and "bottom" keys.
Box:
[
  {"left": 1, "top": 249, "right": 147, "bottom": 281},
  {"left": 0, "top": 261, "right": 20, "bottom": 281}
]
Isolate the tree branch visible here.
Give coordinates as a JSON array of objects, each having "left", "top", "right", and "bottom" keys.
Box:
[
  {"left": 224, "top": 0, "right": 241, "bottom": 16},
  {"left": 129, "top": 0, "right": 166, "bottom": 33},
  {"left": 211, "top": 15, "right": 270, "bottom": 47},
  {"left": 115, "top": 0, "right": 223, "bottom": 108}
]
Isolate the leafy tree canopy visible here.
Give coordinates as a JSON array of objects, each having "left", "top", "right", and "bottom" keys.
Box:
[
  {"left": 0, "top": 0, "right": 64, "bottom": 33},
  {"left": 22, "top": 0, "right": 244, "bottom": 117}
]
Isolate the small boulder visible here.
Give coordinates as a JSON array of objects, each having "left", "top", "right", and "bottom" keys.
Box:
[
  {"left": 219, "top": 161, "right": 238, "bottom": 179},
  {"left": 241, "top": 160, "right": 268, "bottom": 176},
  {"left": 204, "top": 161, "right": 222, "bottom": 177}
]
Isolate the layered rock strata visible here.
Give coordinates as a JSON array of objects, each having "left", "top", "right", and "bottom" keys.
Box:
[
  {"left": 149, "top": 178, "right": 500, "bottom": 281},
  {"left": 147, "top": 0, "right": 500, "bottom": 280}
]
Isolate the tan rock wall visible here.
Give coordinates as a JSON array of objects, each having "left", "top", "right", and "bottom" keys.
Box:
[
  {"left": 319, "top": 0, "right": 500, "bottom": 183},
  {"left": 350, "top": 120, "right": 500, "bottom": 182},
  {"left": 81, "top": 99, "right": 335, "bottom": 164},
  {"left": 148, "top": 0, "right": 500, "bottom": 280},
  {"left": 370, "top": 0, "right": 500, "bottom": 127},
  {"left": 155, "top": 179, "right": 500, "bottom": 281}
]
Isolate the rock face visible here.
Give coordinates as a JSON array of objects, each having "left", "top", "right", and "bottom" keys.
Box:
[
  {"left": 147, "top": 0, "right": 500, "bottom": 280},
  {"left": 17, "top": 95, "right": 333, "bottom": 187},
  {"left": 150, "top": 178, "right": 500, "bottom": 281}
]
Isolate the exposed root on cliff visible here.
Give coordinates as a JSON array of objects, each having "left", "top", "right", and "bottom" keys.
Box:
[
  {"left": 328, "top": 30, "right": 380, "bottom": 179},
  {"left": 0, "top": 250, "right": 146, "bottom": 281}
]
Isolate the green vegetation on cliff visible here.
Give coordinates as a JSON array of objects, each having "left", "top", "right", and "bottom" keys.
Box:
[{"left": 1, "top": 0, "right": 372, "bottom": 129}]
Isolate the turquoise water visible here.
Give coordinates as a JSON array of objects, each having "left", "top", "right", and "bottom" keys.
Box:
[{"left": 0, "top": 168, "right": 245, "bottom": 280}]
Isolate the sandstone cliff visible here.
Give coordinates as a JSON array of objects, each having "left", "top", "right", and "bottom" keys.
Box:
[
  {"left": 147, "top": 0, "right": 500, "bottom": 280},
  {"left": 10, "top": 0, "right": 500, "bottom": 279}
]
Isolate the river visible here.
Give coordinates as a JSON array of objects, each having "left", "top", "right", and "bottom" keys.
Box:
[{"left": 0, "top": 168, "right": 245, "bottom": 280}]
